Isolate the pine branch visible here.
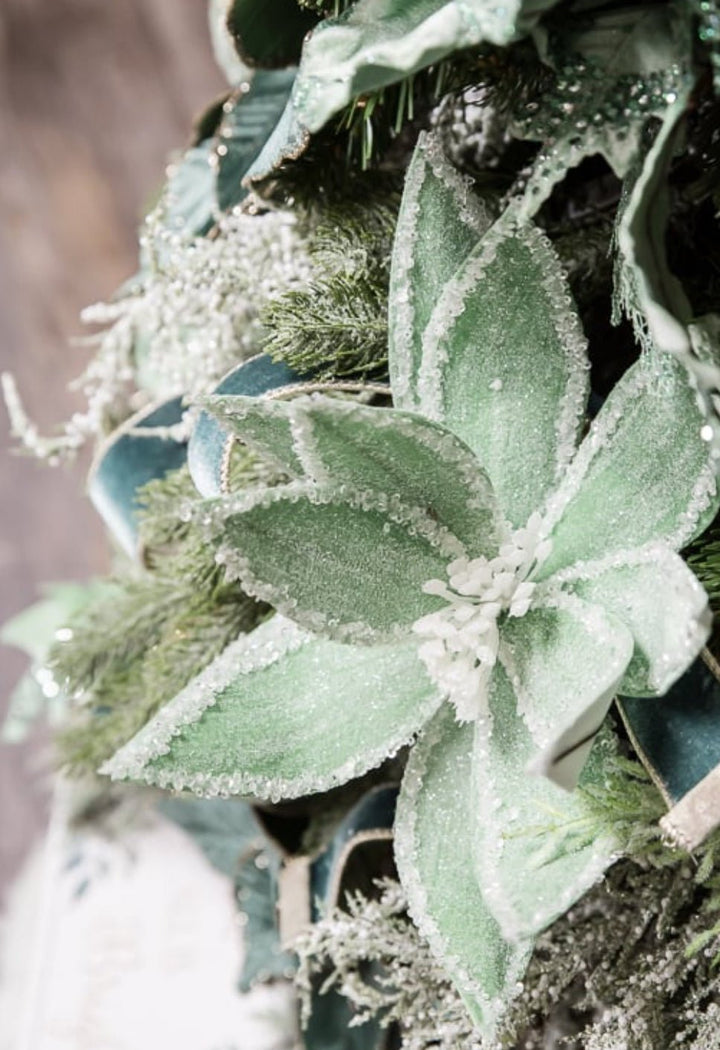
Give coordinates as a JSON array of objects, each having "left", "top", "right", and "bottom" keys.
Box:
[
  {"left": 262, "top": 271, "right": 388, "bottom": 379},
  {"left": 685, "top": 513, "right": 720, "bottom": 614},
  {"left": 260, "top": 179, "right": 398, "bottom": 380},
  {"left": 309, "top": 190, "right": 400, "bottom": 276}
]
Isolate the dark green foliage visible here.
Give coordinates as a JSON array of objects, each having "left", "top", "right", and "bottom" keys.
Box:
[
  {"left": 253, "top": 52, "right": 502, "bottom": 205},
  {"left": 225, "top": 0, "right": 317, "bottom": 68},
  {"left": 50, "top": 464, "right": 269, "bottom": 773},
  {"left": 685, "top": 513, "right": 720, "bottom": 615}
]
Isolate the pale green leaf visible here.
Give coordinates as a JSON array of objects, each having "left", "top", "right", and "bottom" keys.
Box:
[
  {"left": 214, "top": 482, "right": 458, "bottom": 642},
  {"left": 539, "top": 352, "right": 719, "bottom": 578},
  {"left": 395, "top": 705, "right": 530, "bottom": 1035},
  {"left": 203, "top": 394, "right": 304, "bottom": 478},
  {"left": 472, "top": 664, "right": 620, "bottom": 942},
  {"left": 291, "top": 398, "right": 503, "bottom": 557},
  {"left": 418, "top": 219, "right": 589, "bottom": 528},
  {"left": 103, "top": 615, "right": 441, "bottom": 799},
  {"left": 499, "top": 592, "right": 633, "bottom": 789},
  {"left": 206, "top": 394, "right": 504, "bottom": 557},
  {"left": 388, "top": 132, "right": 492, "bottom": 411},
  {"left": 556, "top": 544, "right": 710, "bottom": 698},
  {"left": 292, "top": 0, "right": 559, "bottom": 133}
]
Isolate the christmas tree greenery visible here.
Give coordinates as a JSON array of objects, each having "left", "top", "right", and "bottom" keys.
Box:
[{"left": 7, "top": 1, "right": 720, "bottom": 1046}]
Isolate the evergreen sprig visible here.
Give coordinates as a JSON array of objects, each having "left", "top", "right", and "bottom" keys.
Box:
[
  {"left": 297, "top": 792, "right": 720, "bottom": 1050},
  {"left": 686, "top": 513, "right": 720, "bottom": 614},
  {"left": 261, "top": 182, "right": 398, "bottom": 379},
  {"left": 296, "top": 859, "right": 720, "bottom": 1050},
  {"left": 262, "top": 272, "right": 388, "bottom": 379}
]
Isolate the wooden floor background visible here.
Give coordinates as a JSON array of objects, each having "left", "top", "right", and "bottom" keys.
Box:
[{"left": 0, "top": 0, "right": 224, "bottom": 905}]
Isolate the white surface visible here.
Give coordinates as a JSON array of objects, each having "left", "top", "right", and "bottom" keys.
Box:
[{"left": 0, "top": 805, "right": 299, "bottom": 1050}]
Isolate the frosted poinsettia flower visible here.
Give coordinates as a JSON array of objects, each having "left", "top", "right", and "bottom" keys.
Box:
[{"left": 103, "top": 138, "right": 720, "bottom": 1035}]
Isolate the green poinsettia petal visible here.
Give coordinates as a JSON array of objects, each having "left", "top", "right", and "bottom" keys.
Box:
[
  {"left": 554, "top": 544, "right": 710, "bottom": 698},
  {"left": 292, "top": 0, "right": 559, "bottom": 133},
  {"left": 203, "top": 393, "right": 304, "bottom": 477},
  {"left": 212, "top": 481, "right": 458, "bottom": 642},
  {"left": 394, "top": 705, "right": 530, "bottom": 1035},
  {"left": 206, "top": 394, "right": 504, "bottom": 557},
  {"left": 539, "top": 352, "right": 719, "bottom": 578},
  {"left": 102, "top": 615, "right": 442, "bottom": 798},
  {"left": 500, "top": 592, "right": 633, "bottom": 790},
  {"left": 472, "top": 663, "right": 620, "bottom": 943},
  {"left": 417, "top": 219, "right": 589, "bottom": 527},
  {"left": 389, "top": 132, "right": 492, "bottom": 411}
]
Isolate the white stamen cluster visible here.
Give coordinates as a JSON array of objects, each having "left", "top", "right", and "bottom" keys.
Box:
[{"left": 413, "top": 512, "right": 551, "bottom": 722}]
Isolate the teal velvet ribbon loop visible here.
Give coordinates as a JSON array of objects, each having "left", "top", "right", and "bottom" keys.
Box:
[
  {"left": 305, "top": 785, "right": 398, "bottom": 1050},
  {"left": 311, "top": 784, "right": 397, "bottom": 920},
  {"left": 88, "top": 397, "right": 187, "bottom": 557},
  {"left": 619, "top": 651, "right": 720, "bottom": 849},
  {"left": 187, "top": 354, "right": 305, "bottom": 497}
]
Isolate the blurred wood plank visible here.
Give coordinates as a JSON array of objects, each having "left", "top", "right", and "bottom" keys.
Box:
[{"left": 0, "top": 0, "right": 224, "bottom": 903}]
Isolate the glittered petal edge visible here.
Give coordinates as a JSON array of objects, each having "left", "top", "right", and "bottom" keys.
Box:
[
  {"left": 472, "top": 667, "right": 621, "bottom": 942},
  {"left": 210, "top": 479, "right": 464, "bottom": 644},
  {"left": 416, "top": 219, "right": 589, "bottom": 526},
  {"left": 394, "top": 707, "right": 531, "bottom": 1034},
  {"left": 102, "top": 615, "right": 444, "bottom": 800},
  {"left": 499, "top": 590, "right": 633, "bottom": 790},
  {"left": 389, "top": 130, "right": 492, "bottom": 412},
  {"left": 551, "top": 543, "right": 711, "bottom": 698}
]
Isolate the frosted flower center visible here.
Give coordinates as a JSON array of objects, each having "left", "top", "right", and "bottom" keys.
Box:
[{"left": 412, "top": 512, "right": 552, "bottom": 722}]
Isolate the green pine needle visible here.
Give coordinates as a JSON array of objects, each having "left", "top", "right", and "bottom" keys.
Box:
[
  {"left": 262, "top": 272, "right": 388, "bottom": 379},
  {"left": 261, "top": 182, "right": 398, "bottom": 380},
  {"left": 686, "top": 515, "right": 720, "bottom": 613}
]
